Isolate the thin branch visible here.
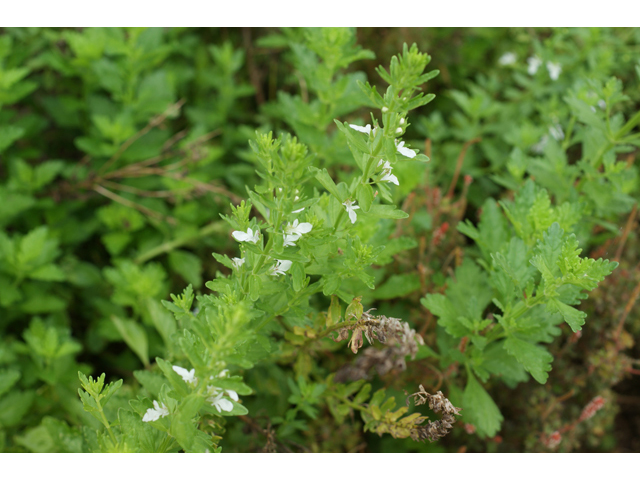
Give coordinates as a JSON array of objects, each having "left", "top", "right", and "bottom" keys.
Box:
[
  {"left": 614, "top": 203, "right": 637, "bottom": 262},
  {"left": 98, "top": 99, "right": 186, "bottom": 176},
  {"left": 93, "top": 184, "right": 176, "bottom": 225},
  {"left": 445, "top": 137, "right": 481, "bottom": 200},
  {"left": 613, "top": 265, "right": 640, "bottom": 346}
]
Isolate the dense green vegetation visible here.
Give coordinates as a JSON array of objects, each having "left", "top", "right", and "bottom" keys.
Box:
[{"left": 1, "top": 27, "right": 639, "bottom": 452}]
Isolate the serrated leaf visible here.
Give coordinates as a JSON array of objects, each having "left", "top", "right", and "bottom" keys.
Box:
[
  {"left": 366, "top": 204, "right": 409, "bottom": 220},
  {"left": 547, "top": 298, "right": 587, "bottom": 333},
  {"left": 504, "top": 336, "right": 553, "bottom": 384},
  {"left": 462, "top": 372, "right": 503, "bottom": 438}
]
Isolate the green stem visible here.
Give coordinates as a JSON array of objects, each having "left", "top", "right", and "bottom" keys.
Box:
[{"left": 135, "top": 221, "right": 227, "bottom": 264}]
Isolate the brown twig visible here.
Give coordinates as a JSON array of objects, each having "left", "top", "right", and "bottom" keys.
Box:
[
  {"left": 614, "top": 203, "right": 638, "bottom": 262},
  {"left": 445, "top": 137, "right": 481, "bottom": 200},
  {"left": 613, "top": 264, "right": 640, "bottom": 346},
  {"left": 243, "top": 27, "right": 265, "bottom": 106},
  {"left": 93, "top": 184, "right": 176, "bottom": 224},
  {"left": 98, "top": 99, "right": 185, "bottom": 176}
]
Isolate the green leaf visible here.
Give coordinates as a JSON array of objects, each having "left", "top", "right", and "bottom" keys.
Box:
[
  {"left": 326, "top": 295, "right": 342, "bottom": 326},
  {"left": 547, "top": 298, "right": 587, "bottom": 333},
  {"left": 504, "top": 336, "right": 553, "bottom": 384},
  {"left": 168, "top": 250, "right": 203, "bottom": 288},
  {"left": 0, "top": 369, "right": 20, "bottom": 398},
  {"left": 144, "top": 298, "right": 177, "bottom": 348},
  {"left": 372, "top": 273, "right": 420, "bottom": 300},
  {"left": 0, "top": 125, "right": 25, "bottom": 153},
  {"left": 366, "top": 204, "right": 409, "bottom": 220},
  {"left": 111, "top": 316, "right": 149, "bottom": 367},
  {"left": 0, "top": 390, "right": 35, "bottom": 427},
  {"left": 356, "top": 183, "right": 374, "bottom": 212},
  {"left": 309, "top": 167, "right": 344, "bottom": 202},
  {"left": 462, "top": 372, "right": 503, "bottom": 438}
]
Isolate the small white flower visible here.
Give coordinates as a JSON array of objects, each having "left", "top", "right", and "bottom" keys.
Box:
[
  {"left": 396, "top": 141, "right": 416, "bottom": 158},
  {"left": 598, "top": 99, "right": 606, "bottom": 110},
  {"left": 527, "top": 56, "right": 542, "bottom": 75},
  {"left": 142, "top": 400, "right": 169, "bottom": 422},
  {"left": 206, "top": 387, "right": 235, "bottom": 413},
  {"left": 172, "top": 365, "right": 197, "bottom": 385},
  {"left": 548, "top": 124, "right": 564, "bottom": 141},
  {"left": 382, "top": 107, "right": 389, "bottom": 113},
  {"left": 395, "top": 127, "right": 402, "bottom": 133},
  {"left": 269, "top": 259, "right": 292, "bottom": 276},
  {"left": 292, "top": 208, "right": 305, "bottom": 214},
  {"left": 546, "top": 61, "right": 561, "bottom": 81},
  {"left": 349, "top": 124, "right": 372, "bottom": 135},
  {"left": 531, "top": 135, "right": 549, "bottom": 154},
  {"left": 378, "top": 160, "right": 399, "bottom": 186},
  {"left": 285, "top": 219, "right": 313, "bottom": 236},
  {"left": 283, "top": 234, "right": 299, "bottom": 247},
  {"left": 342, "top": 199, "right": 360, "bottom": 224},
  {"left": 231, "top": 257, "right": 245, "bottom": 268},
  {"left": 399, "top": 118, "right": 405, "bottom": 125},
  {"left": 498, "top": 52, "right": 517, "bottom": 66},
  {"left": 232, "top": 228, "right": 259, "bottom": 244}
]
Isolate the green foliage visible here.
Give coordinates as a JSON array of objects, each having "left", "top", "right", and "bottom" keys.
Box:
[{"left": 0, "top": 27, "right": 637, "bottom": 453}]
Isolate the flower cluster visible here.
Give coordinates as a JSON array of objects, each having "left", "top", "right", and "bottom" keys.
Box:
[{"left": 527, "top": 56, "right": 562, "bottom": 81}]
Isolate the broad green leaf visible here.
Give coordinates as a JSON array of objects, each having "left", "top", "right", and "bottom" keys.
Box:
[
  {"left": 504, "top": 336, "right": 553, "bottom": 384},
  {"left": 111, "top": 316, "right": 149, "bottom": 367},
  {"left": 462, "top": 372, "right": 503, "bottom": 438}
]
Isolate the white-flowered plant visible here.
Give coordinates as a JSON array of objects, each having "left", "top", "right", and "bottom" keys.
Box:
[
  {"left": 285, "top": 219, "right": 313, "bottom": 237},
  {"left": 498, "top": 52, "right": 517, "bottom": 66},
  {"left": 231, "top": 227, "right": 260, "bottom": 244},
  {"left": 527, "top": 56, "right": 542, "bottom": 75},
  {"left": 142, "top": 400, "right": 170, "bottom": 422},
  {"left": 342, "top": 199, "right": 360, "bottom": 224},
  {"left": 231, "top": 257, "right": 245, "bottom": 268},
  {"left": 378, "top": 160, "right": 399, "bottom": 186},
  {"left": 396, "top": 141, "right": 416, "bottom": 158},
  {"left": 172, "top": 365, "right": 197, "bottom": 385},
  {"left": 269, "top": 259, "right": 293, "bottom": 276},
  {"left": 207, "top": 387, "right": 239, "bottom": 413},
  {"left": 349, "top": 123, "right": 372, "bottom": 134},
  {"left": 546, "top": 61, "right": 562, "bottom": 81}
]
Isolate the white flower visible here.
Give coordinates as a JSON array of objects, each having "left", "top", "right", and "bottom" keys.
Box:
[
  {"left": 283, "top": 234, "right": 299, "bottom": 247},
  {"left": 396, "top": 141, "right": 416, "bottom": 158},
  {"left": 269, "top": 259, "right": 292, "bottom": 276},
  {"left": 378, "top": 160, "right": 399, "bottom": 186},
  {"left": 232, "top": 228, "right": 259, "bottom": 244},
  {"left": 395, "top": 127, "right": 403, "bottom": 133},
  {"left": 399, "top": 118, "right": 405, "bottom": 125},
  {"left": 349, "top": 124, "right": 372, "bottom": 135},
  {"left": 548, "top": 124, "right": 564, "bottom": 141},
  {"left": 531, "top": 135, "right": 549, "bottom": 154},
  {"left": 382, "top": 107, "right": 389, "bottom": 113},
  {"left": 598, "top": 99, "right": 606, "bottom": 110},
  {"left": 292, "top": 208, "right": 305, "bottom": 214},
  {"left": 231, "top": 257, "right": 245, "bottom": 268},
  {"left": 206, "top": 387, "right": 237, "bottom": 413},
  {"left": 498, "top": 52, "right": 517, "bottom": 66},
  {"left": 546, "top": 61, "right": 561, "bottom": 81},
  {"left": 172, "top": 365, "right": 197, "bottom": 385},
  {"left": 527, "top": 56, "right": 542, "bottom": 75},
  {"left": 285, "top": 219, "right": 313, "bottom": 236},
  {"left": 142, "top": 400, "right": 169, "bottom": 422},
  {"left": 342, "top": 199, "right": 360, "bottom": 224}
]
